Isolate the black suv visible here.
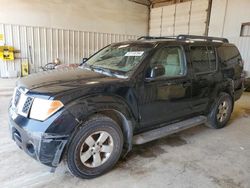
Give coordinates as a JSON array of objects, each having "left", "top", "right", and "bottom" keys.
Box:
[{"left": 9, "top": 35, "right": 244, "bottom": 179}]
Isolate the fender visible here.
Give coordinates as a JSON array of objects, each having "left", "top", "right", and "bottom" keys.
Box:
[
  {"left": 218, "top": 78, "right": 235, "bottom": 99},
  {"left": 207, "top": 78, "right": 234, "bottom": 114},
  {"left": 64, "top": 93, "right": 137, "bottom": 155},
  {"left": 65, "top": 93, "right": 138, "bottom": 122}
]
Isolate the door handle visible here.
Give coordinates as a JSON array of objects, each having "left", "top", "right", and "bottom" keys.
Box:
[{"left": 182, "top": 81, "right": 191, "bottom": 87}]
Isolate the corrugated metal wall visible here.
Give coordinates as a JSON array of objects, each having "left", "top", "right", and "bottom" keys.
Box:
[
  {"left": 149, "top": 0, "right": 209, "bottom": 36},
  {"left": 0, "top": 23, "right": 138, "bottom": 77}
]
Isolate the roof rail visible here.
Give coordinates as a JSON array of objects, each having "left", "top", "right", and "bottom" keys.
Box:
[
  {"left": 177, "top": 35, "right": 229, "bottom": 43},
  {"left": 137, "top": 36, "right": 176, "bottom": 40}
]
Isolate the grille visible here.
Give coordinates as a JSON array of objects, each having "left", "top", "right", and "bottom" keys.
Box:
[
  {"left": 12, "top": 88, "right": 34, "bottom": 117},
  {"left": 14, "top": 89, "right": 21, "bottom": 107},
  {"left": 22, "top": 97, "right": 33, "bottom": 114}
]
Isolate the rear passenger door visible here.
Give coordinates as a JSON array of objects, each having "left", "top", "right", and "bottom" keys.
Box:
[{"left": 189, "top": 45, "right": 218, "bottom": 113}]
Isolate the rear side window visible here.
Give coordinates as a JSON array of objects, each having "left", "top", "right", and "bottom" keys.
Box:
[
  {"left": 217, "top": 45, "right": 241, "bottom": 66},
  {"left": 190, "top": 46, "right": 217, "bottom": 74}
]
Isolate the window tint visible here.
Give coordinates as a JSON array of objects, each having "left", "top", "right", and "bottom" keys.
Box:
[
  {"left": 217, "top": 45, "right": 241, "bottom": 65},
  {"left": 190, "top": 46, "right": 216, "bottom": 73},
  {"left": 149, "top": 47, "right": 185, "bottom": 77},
  {"left": 207, "top": 46, "right": 217, "bottom": 71},
  {"left": 217, "top": 45, "right": 243, "bottom": 78}
]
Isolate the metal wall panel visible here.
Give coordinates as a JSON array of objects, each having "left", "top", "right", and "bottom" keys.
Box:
[
  {"left": 149, "top": 7, "right": 163, "bottom": 36},
  {"left": 174, "top": 1, "right": 191, "bottom": 35},
  {"left": 161, "top": 5, "right": 176, "bottom": 36},
  {"left": 0, "top": 23, "right": 138, "bottom": 77},
  {"left": 229, "top": 37, "right": 250, "bottom": 72},
  {"left": 189, "top": 0, "right": 209, "bottom": 35},
  {"left": 149, "top": 0, "right": 209, "bottom": 36}
]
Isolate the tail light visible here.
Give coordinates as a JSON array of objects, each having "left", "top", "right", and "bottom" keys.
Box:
[{"left": 239, "top": 59, "right": 244, "bottom": 67}]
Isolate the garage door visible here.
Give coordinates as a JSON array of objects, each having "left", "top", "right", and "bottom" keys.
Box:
[{"left": 150, "top": 0, "right": 209, "bottom": 36}]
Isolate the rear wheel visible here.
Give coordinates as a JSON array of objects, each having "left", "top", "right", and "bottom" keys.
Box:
[
  {"left": 66, "top": 115, "right": 123, "bottom": 179},
  {"left": 207, "top": 93, "right": 233, "bottom": 129}
]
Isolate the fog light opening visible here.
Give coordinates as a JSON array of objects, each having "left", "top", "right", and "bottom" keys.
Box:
[{"left": 26, "top": 142, "right": 35, "bottom": 155}]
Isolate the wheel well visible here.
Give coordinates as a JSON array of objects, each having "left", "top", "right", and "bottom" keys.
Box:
[
  {"left": 221, "top": 89, "right": 234, "bottom": 100},
  {"left": 96, "top": 110, "right": 133, "bottom": 155},
  {"left": 62, "top": 109, "right": 133, "bottom": 164},
  {"left": 99, "top": 110, "right": 124, "bottom": 128}
]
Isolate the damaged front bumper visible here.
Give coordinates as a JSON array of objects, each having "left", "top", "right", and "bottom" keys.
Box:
[
  {"left": 9, "top": 118, "right": 68, "bottom": 167},
  {"left": 8, "top": 107, "right": 78, "bottom": 168}
]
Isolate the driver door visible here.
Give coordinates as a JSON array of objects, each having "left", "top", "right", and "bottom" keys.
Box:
[{"left": 137, "top": 46, "right": 193, "bottom": 130}]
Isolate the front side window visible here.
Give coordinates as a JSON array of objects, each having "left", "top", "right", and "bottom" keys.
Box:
[
  {"left": 83, "top": 43, "right": 153, "bottom": 78},
  {"left": 148, "top": 46, "right": 185, "bottom": 77},
  {"left": 190, "top": 46, "right": 216, "bottom": 73}
]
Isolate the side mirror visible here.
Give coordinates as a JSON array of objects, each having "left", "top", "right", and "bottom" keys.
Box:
[
  {"left": 80, "top": 58, "right": 88, "bottom": 66},
  {"left": 148, "top": 64, "right": 165, "bottom": 79}
]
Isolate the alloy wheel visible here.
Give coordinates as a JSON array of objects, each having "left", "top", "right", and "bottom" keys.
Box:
[
  {"left": 79, "top": 131, "right": 114, "bottom": 168},
  {"left": 217, "top": 100, "right": 230, "bottom": 123}
]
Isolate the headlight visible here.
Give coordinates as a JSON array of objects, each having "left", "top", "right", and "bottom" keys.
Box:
[{"left": 29, "top": 98, "right": 64, "bottom": 121}]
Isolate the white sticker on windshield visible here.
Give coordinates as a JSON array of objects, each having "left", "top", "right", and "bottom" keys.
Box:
[{"left": 125, "top": 51, "right": 144, "bottom": 57}]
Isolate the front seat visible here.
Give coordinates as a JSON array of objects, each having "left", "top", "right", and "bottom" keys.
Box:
[{"left": 164, "top": 54, "right": 181, "bottom": 76}]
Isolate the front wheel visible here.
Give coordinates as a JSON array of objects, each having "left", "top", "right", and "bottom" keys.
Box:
[
  {"left": 66, "top": 115, "right": 123, "bottom": 179},
  {"left": 207, "top": 93, "right": 233, "bottom": 129}
]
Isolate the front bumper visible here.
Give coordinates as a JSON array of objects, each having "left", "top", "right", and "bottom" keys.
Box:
[
  {"left": 9, "top": 117, "right": 68, "bottom": 167},
  {"left": 8, "top": 107, "right": 78, "bottom": 167}
]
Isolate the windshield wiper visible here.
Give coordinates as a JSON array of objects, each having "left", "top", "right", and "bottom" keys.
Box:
[
  {"left": 90, "top": 65, "right": 115, "bottom": 77},
  {"left": 86, "top": 64, "right": 128, "bottom": 78}
]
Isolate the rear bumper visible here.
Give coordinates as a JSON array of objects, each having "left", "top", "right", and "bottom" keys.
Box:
[
  {"left": 245, "top": 77, "right": 250, "bottom": 91},
  {"left": 235, "top": 86, "right": 244, "bottom": 101},
  {"left": 9, "top": 117, "right": 68, "bottom": 167}
]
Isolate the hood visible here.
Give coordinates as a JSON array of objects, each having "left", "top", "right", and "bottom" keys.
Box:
[{"left": 17, "top": 67, "right": 123, "bottom": 98}]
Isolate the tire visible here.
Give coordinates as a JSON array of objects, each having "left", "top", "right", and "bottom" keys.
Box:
[
  {"left": 66, "top": 115, "right": 123, "bottom": 179},
  {"left": 207, "top": 92, "right": 233, "bottom": 129}
]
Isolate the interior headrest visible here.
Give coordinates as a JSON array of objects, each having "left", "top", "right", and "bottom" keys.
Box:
[{"left": 167, "top": 54, "right": 179, "bottom": 65}]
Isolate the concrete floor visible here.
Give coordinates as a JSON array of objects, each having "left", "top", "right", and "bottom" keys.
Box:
[{"left": 0, "top": 79, "right": 250, "bottom": 188}]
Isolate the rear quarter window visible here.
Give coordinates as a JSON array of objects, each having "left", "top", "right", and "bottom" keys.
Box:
[
  {"left": 217, "top": 45, "right": 241, "bottom": 67},
  {"left": 217, "top": 45, "right": 243, "bottom": 79}
]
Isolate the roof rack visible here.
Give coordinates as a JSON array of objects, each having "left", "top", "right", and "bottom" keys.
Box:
[
  {"left": 177, "top": 35, "right": 229, "bottom": 43},
  {"left": 137, "top": 35, "right": 229, "bottom": 43},
  {"left": 137, "top": 36, "right": 176, "bottom": 40}
]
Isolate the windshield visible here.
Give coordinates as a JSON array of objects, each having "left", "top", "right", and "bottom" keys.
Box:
[{"left": 83, "top": 43, "right": 154, "bottom": 78}]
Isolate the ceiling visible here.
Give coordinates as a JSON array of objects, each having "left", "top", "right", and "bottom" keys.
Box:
[{"left": 128, "top": 0, "right": 190, "bottom": 7}]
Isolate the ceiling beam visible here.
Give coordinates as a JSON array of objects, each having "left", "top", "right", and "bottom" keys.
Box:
[
  {"left": 151, "top": 0, "right": 191, "bottom": 8},
  {"left": 128, "top": 0, "right": 151, "bottom": 6}
]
